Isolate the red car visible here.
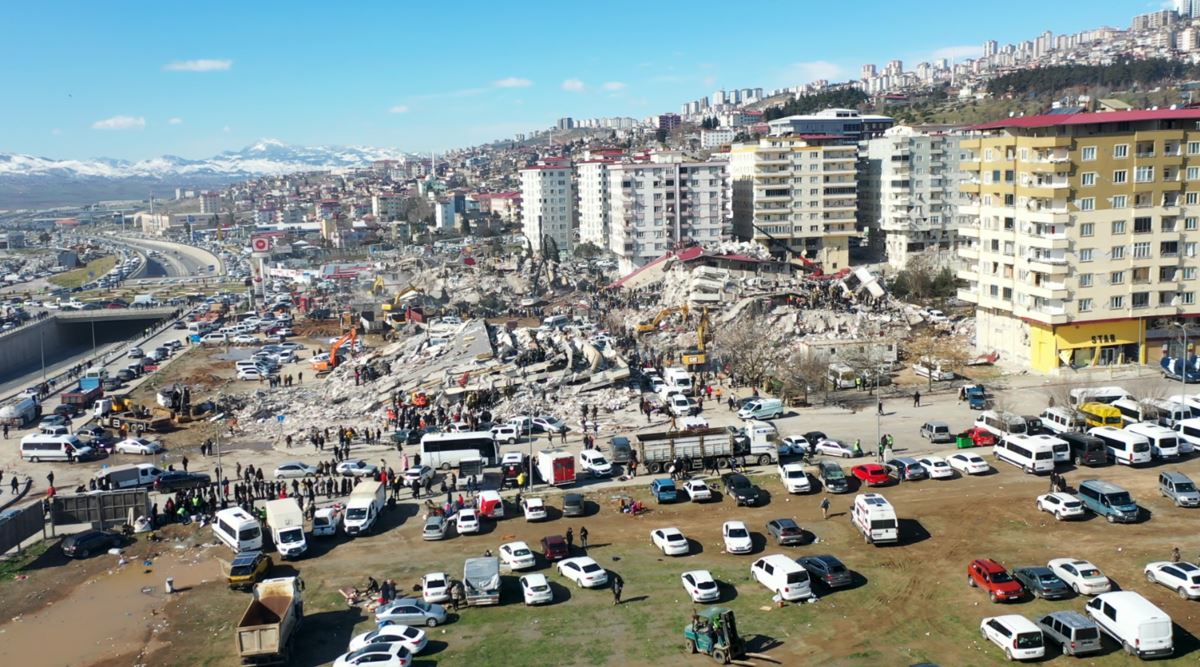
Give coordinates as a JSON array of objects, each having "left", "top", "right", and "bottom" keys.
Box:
[
  {"left": 540, "top": 534, "right": 569, "bottom": 561},
  {"left": 959, "top": 426, "right": 997, "bottom": 448},
  {"left": 967, "top": 558, "right": 1024, "bottom": 602},
  {"left": 850, "top": 463, "right": 891, "bottom": 486}
]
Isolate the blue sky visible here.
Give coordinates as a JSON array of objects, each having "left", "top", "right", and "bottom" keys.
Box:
[{"left": 0, "top": 1, "right": 1144, "bottom": 160}]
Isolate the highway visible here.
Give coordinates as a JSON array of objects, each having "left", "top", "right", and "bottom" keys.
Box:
[{"left": 105, "top": 237, "right": 223, "bottom": 279}]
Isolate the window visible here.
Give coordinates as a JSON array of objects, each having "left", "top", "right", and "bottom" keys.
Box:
[
  {"left": 1079, "top": 298, "right": 1093, "bottom": 312},
  {"left": 1112, "top": 170, "right": 1127, "bottom": 184},
  {"left": 1080, "top": 222, "right": 1094, "bottom": 237},
  {"left": 1162, "top": 241, "right": 1180, "bottom": 256},
  {"left": 1133, "top": 242, "right": 1151, "bottom": 258},
  {"left": 1189, "top": 192, "right": 1199, "bottom": 205},
  {"left": 1161, "top": 267, "right": 1178, "bottom": 281},
  {"left": 1133, "top": 267, "right": 1150, "bottom": 283},
  {"left": 1110, "top": 270, "right": 1125, "bottom": 284},
  {"left": 1134, "top": 217, "right": 1152, "bottom": 233},
  {"left": 1111, "top": 246, "right": 1125, "bottom": 260},
  {"left": 1187, "top": 242, "right": 1198, "bottom": 257},
  {"left": 1112, "top": 195, "right": 1127, "bottom": 208},
  {"left": 1189, "top": 217, "right": 1199, "bottom": 231},
  {"left": 1082, "top": 146, "right": 1097, "bottom": 161},
  {"left": 1112, "top": 220, "right": 1126, "bottom": 234},
  {"left": 1185, "top": 267, "right": 1197, "bottom": 280},
  {"left": 1004, "top": 170, "right": 1015, "bottom": 183},
  {"left": 1135, "top": 166, "right": 1154, "bottom": 183},
  {"left": 1163, "top": 218, "right": 1177, "bottom": 232},
  {"left": 1189, "top": 166, "right": 1200, "bottom": 180},
  {"left": 1081, "top": 172, "right": 1096, "bottom": 187},
  {"left": 1113, "top": 144, "right": 1128, "bottom": 159},
  {"left": 1110, "top": 295, "right": 1125, "bottom": 309},
  {"left": 1132, "top": 292, "right": 1150, "bottom": 309},
  {"left": 1183, "top": 292, "right": 1197, "bottom": 305},
  {"left": 1077, "top": 198, "right": 1094, "bottom": 211},
  {"left": 1079, "top": 273, "right": 1093, "bottom": 287},
  {"left": 1190, "top": 141, "right": 1200, "bottom": 155},
  {"left": 1079, "top": 248, "right": 1094, "bottom": 262}
]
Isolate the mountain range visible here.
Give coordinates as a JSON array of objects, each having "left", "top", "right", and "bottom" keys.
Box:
[{"left": 0, "top": 140, "right": 412, "bottom": 208}]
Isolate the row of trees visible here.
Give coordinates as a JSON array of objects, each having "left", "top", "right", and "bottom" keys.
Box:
[
  {"left": 762, "top": 88, "right": 870, "bottom": 121},
  {"left": 987, "top": 58, "right": 1200, "bottom": 97}
]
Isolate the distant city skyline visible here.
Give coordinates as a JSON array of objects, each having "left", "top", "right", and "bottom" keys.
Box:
[{"left": 0, "top": 1, "right": 1139, "bottom": 159}]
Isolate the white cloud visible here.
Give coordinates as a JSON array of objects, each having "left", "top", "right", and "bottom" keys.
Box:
[
  {"left": 222, "top": 125, "right": 231, "bottom": 133},
  {"left": 163, "top": 59, "right": 233, "bottom": 72},
  {"left": 388, "top": 105, "right": 409, "bottom": 113},
  {"left": 168, "top": 117, "right": 184, "bottom": 125},
  {"left": 493, "top": 77, "right": 532, "bottom": 88},
  {"left": 601, "top": 81, "right": 626, "bottom": 91},
  {"left": 782, "top": 60, "right": 846, "bottom": 84},
  {"left": 930, "top": 45, "right": 984, "bottom": 61},
  {"left": 50, "top": 128, "right": 62, "bottom": 136},
  {"left": 562, "top": 78, "right": 585, "bottom": 92},
  {"left": 91, "top": 115, "right": 146, "bottom": 130}
]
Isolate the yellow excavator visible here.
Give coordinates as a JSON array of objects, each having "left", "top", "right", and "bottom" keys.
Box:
[
  {"left": 370, "top": 275, "right": 386, "bottom": 295},
  {"left": 680, "top": 307, "right": 710, "bottom": 367},
  {"left": 636, "top": 305, "right": 689, "bottom": 335},
  {"left": 382, "top": 286, "right": 425, "bottom": 323}
]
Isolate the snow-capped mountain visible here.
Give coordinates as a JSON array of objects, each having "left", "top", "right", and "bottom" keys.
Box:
[{"left": 0, "top": 139, "right": 410, "bottom": 180}]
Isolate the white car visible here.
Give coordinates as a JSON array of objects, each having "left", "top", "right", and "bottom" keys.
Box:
[
  {"left": 681, "top": 569, "right": 720, "bottom": 603},
  {"left": 521, "top": 497, "right": 547, "bottom": 521},
  {"left": 403, "top": 466, "right": 434, "bottom": 484},
  {"left": 781, "top": 435, "right": 810, "bottom": 456},
  {"left": 650, "top": 527, "right": 690, "bottom": 556},
  {"left": 579, "top": 449, "right": 613, "bottom": 477},
  {"left": 236, "top": 368, "right": 271, "bottom": 381},
  {"left": 779, "top": 464, "right": 811, "bottom": 493},
  {"left": 114, "top": 437, "right": 163, "bottom": 455},
  {"left": 490, "top": 424, "right": 519, "bottom": 444},
  {"left": 348, "top": 625, "right": 427, "bottom": 655},
  {"left": 420, "top": 572, "right": 451, "bottom": 604},
  {"left": 815, "top": 439, "right": 855, "bottom": 458},
  {"left": 200, "top": 333, "right": 228, "bottom": 344},
  {"left": 1036, "top": 492, "right": 1085, "bottom": 520},
  {"left": 1048, "top": 558, "right": 1112, "bottom": 595},
  {"left": 1145, "top": 561, "right": 1200, "bottom": 599},
  {"left": 915, "top": 456, "right": 954, "bottom": 479},
  {"left": 127, "top": 347, "right": 144, "bottom": 358},
  {"left": 231, "top": 334, "right": 259, "bottom": 344},
  {"left": 456, "top": 508, "right": 481, "bottom": 534},
  {"left": 273, "top": 461, "right": 318, "bottom": 479},
  {"left": 979, "top": 615, "right": 1044, "bottom": 662},
  {"left": 499, "top": 541, "right": 537, "bottom": 570},
  {"left": 333, "top": 643, "right": 411, "bottom": 667},
  {"left": 948, "top": 452, "right": 989, "bottom": 475},
  {"left": 532, "top": 416, "right": 567, "bottom": 433},
  {"left": 682, "top": 479, "right": 712, "bottom": 502},
  {"left": 520, "top": 573, "right": 554, "bottom": 605},
  {"left": 556, "top": 556, "right": 608, "bottom": 588},
  {"left": 722, "top": 521, "right": 753, "bottom": 554},
  {"left": 336, "top": 460, "right": 379, "bottom": 476}
]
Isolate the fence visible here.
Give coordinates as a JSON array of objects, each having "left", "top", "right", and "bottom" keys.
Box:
[{"left": 51, "top": 489, "right": 149, "bottom": 530}]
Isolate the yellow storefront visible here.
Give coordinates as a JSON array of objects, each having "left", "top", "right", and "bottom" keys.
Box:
[{"left": 1028, "top": 319, "right": 1147, "bottom": 373}]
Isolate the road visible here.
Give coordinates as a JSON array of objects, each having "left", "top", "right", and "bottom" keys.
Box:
[{"left": 107, "top": 237, "right": 222, "bottom": 278}]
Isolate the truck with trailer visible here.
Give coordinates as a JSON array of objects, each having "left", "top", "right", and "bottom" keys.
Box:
[
  {"left": 535, "top": 449, "right": 576, "bottom": 487},
  {"left": 61, "top": 385, "right": 103, "bottom": 409},
  {"left": 634, "top": 427, "right": 746, "bottom": 474},
  {"left": 463, "top": 557, "right": 501, "bottom": 606},
  {"left": 235, "top": 576, "right": 304, "bottom": 666}
]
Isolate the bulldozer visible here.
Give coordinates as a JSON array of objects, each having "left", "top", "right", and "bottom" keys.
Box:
[{"left": 684, "top": 607, "right": 745, "bottom": 664}]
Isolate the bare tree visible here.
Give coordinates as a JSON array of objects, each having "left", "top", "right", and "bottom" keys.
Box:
[
  {"left": 775, "top": 349, "right": 828, "bottom": 407},
  {"left": 712, "top": 314, "right": 785, "bottom": 390}
]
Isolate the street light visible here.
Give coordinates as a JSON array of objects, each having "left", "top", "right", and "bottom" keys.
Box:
[{"left": 1171, "top": 321, "right": 1190, "bottom": 424}]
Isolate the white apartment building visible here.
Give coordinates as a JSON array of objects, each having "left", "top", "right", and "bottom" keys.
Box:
[
  {"left": 520, "top": 163, "right": 575, "bottom": 257},
  {"left": 434, "top": 199, "right": 457, "bottom": 232},
  {"left": 199, "top": 191, "right": 221, "bottom": 214},
  {"left": 577, "top": 161, "right": 611, "bottom": 247},
  {"left": 728, "top": 135, "right": 858, "bottom": 270},
  {"left": 701, "top": 127, "right": 736, "bottom": 149},
  {"left": 371, "top": 193, "right": 404, "bottom": 221},
  {"left": 862, "top": 125, "right": 965, "bottom": 269},
  {"left": 601, "top": 159, "right": 730, "bottom": 273}
]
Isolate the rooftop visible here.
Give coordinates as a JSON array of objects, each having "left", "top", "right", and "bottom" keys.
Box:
[{"left": 973, "top": 108, "right": 1200, "bottom": 130}]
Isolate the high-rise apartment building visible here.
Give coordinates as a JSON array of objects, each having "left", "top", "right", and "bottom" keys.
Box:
[
  {"left": 577, "top": 160, "right": 612, "bottom": 247},
  {"left": 957, "top": 109, "right": 1200, "bottom": 372},
  {"left": 520, "top": 162, "right": 575, "bottom": 257},
  {"left": 729, "top": 135, "right": 858, "bottom": 270},
  {"left": 371, "top": 192, "right": 403, "bottom": 221},
  {"left": 199, "top": 191, "right": 221, "bottom": 215},
  {"left": 862, "top": 125, "right": 964, "bottom": 269}
]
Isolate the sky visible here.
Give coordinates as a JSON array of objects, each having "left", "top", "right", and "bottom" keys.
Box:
[{"left": 0, "top": 1, "right": 1147, "bottom": 160}]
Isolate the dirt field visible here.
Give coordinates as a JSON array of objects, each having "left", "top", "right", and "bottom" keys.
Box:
[{"left": 6, "top": 451, "right": 1198, "bottom": 667}]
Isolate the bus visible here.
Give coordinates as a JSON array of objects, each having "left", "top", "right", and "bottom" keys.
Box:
[
  {"left": 1078, "top": 402, "right": 1123, "bottom": 429},
  {"left": 420, "top": 432, "right": 498, "bottom": 470}
]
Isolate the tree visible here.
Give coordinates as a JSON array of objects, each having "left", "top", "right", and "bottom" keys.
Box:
[
  {"left": 711, "top": 314, "right": 785, "bottom": 390},
  {"left": 573, "top": 242, "right": 603, "bottom": 259},
  {"left": 654, "top": 128, "right": 668, "bottom": 145},
  {"left": 905, "top": 329, "right": 956, "bottom": 390},
  {"left": 775, "top": 349, "right": 827, "bottom": 406}
]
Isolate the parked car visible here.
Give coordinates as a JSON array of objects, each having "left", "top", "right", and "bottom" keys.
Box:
[
  {"left": 650, "top": 478, "right": 678, "bottom": 503},
  {"left": 61, "top": 529, "right": 122, "bottom": 559},
  {"left": 521, "top": 497, "right": 547, "bottom": 521},
  {"left": 681, "top": 569, "right": 720, "bottom": 603},
  {"left": 499, "top": 541, "right": 537, "bottom": 570},
  {"left": 817, "top": 461, "right": 850, "bottom": 493},
  {"left": 915, "top": 456, "right": 954, "bottom": 479},
  {"left": 948, "top": 452, "right": 990, "bottom": 475},
  {"left": 798, "top": 554, "right": 853, "bottom": 589},
  {"left": 885, "top": 457, "right": 928, "bottom": 481},
  {"left": 227, "top": 551, "right": 273, "bottom": 590},
  {"left": 520, "top": 573, "right": 554, "bottom": 605},
  {"left": 337, "top": 460, "right": 379, "bottom": 476},
  {"left": 1012, "top": 566, "right": 1071, "bottom": 600},
  {"left": 402, "top": 465, "right": 434, "bottom": 484},
  {"left": 919, "top": 420, "right": 954, "bottom": 443},
  {"left": 156, "top": 471, "right": 211, "bottom": 492},
  {"left": 778, "top": 463, "right": 812, "bottom": 493},
  {"left": 540, "top": 534, "right": 569, "bottom": 561},
  {"left": 851, "top": 463, "right": 891, "bottom": 487},
  {"left": 456, "top": 508, "right": 481, "bottom": 534},
  {"left": 347, "top": 625, "right": 427, "bottom": 655},
  {"left": 815, "top": 439, "right": 856, "bottom": 458},
  {"left": 721, "top": 520, "right": 753, "bottom": 554},
  {"left": 1036, "top": 492, "right": 1085, "bottom": 520},
  {"left": 967, "top": 558, "right": 1024, "bottom": 602},
  {"left": 375, "top": 598, "right": 448, "bottom": 628},
  {"left": 1033, "top": 611, "right": 1103, "bottom": 657},
  {"left": 980, "top": 615, "right": 1046, "bottom": 662},
  {"left": 765, "top": 518, "right": 805, "bottom": 546},
  {"left": 650, "top": 527, "right": 690, "bottom": 556},
  {"left": 556, "top": 556, "right": 608, "bottom": 588},
  {"left": 1048, "top": 558, "right": 1111, "bottom": 595},
  {"left": 114, "top": 437, "right": 164, "bottom": 455},
  {"left": 1144, "top": 561, "right": 1200, "bottom": 599},
  {"left": 420, "top": 572, "right": 451, "bottom": 603},
  {"left": 682, "top": 479, "right": 712, "bottom": 502},
  {"left": 274, "top": 461, "right": 319, "bottom": 478},
  {"left": 421, "top": 515, "right": 450, "bottom": 541},
  {"left": 532, "top": 416, "right": 567, "bottom": 433},
  {"left": 721, "top": 472, "right": 762, "bottom": 506},
  {"left": 562, "top": 492, "right": 585, "bottom": 517}
]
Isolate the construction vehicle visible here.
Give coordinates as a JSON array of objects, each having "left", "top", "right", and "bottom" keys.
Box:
[
  {"left": 680, "top": 307, "right": 711, "bottom": 367},
  {"left": 235, "top": 576, "right": 304, "bottom": 666},
  {"left": 684, "top": 607, "right": 778, "bottom": 666},
  {"left": 370, "top": 275, "right": 386, "bottom": 295},
  {"left": 381, "top": 286, "right": 426, "bottom": 324},
  {"left": 312, "top": 329, "right": 357, "bottom": 375},
  {"left": 637, "top": 305, "right": 689, "bottom": 335}
]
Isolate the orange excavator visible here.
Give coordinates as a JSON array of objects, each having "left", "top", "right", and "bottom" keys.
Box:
[{"left": 312, "top": 329, "right": 357, "bottom": 374}]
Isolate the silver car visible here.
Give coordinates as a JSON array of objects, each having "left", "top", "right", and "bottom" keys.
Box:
[
  {"left": 375, "top": 598, "right": 448, "bottom": 628},
  {"left": 422, "top": 515, "right": 450, "bottom": 541}
]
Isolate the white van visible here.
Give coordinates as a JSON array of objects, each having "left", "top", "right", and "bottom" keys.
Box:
[
  {"left": 1172, "top": 417, "right": 1200, "bottom": 454},
  {"left": 213, "top": 507, "right": 263, "bottom": 552},
  {"left": 541, "top": 314, "right": 569, "bottom": 330},
  {"left": 980, "top": 614, "right": 1046, "bottom": 662},
  {"left": 737, "top": 398, "right": 783, "bottom": 421},
  {"left": 749, "top": 554, "right": 812, "bottom": 601},
  {"left": 663, "top": 367, "right": 693, "bottom": 396},
  {"left": 1148, "top": 398, "right": 1195, "bottom": 428},
  {"left": 1027, "top": 433, "right": 1070, "bottom": 464},
  {"left": 975, "top": 410, "right": 1028, "bottom": 439},
  {"left": 826, "top": 362, "right": 857, "bottom": 390},
  {"left": 1039, "top": 407, "right": 1083, "bottom": 434},
  {"left": 1069, "top": 386, "right": 1131, "bottom": 407},
  {"left": 19, "top": 434, "right": 92, "bottom": 463},
  {"left": 344, "top": 480, "right": 386, "bottom": 536},
  {"left": 852, "top": 493, "right": 898, "bottom": 545},
  {"left": 1125, "top": 423, "right": 1181, "bottom": 460},
  {"left": 1111, "top": 398, "right": 1160, "bottom": 427},
  {"left": 1085, "top": 591, "right": 1173, "bottom": 659},
  {"left": 994, "top": 434, "right": 1055, "bottom": 474},
  {"left": 1088, "top": 426, "right": 1151, "bottom": 466}
]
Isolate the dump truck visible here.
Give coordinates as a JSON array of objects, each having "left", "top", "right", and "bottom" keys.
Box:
[
  {"left": 235, "top": 576, "right": 303, "bottom": 666},
  {"left": 635, "top": 427, "right": 744, "bottom": 475},
  {"left": 61, "top": 385, "right": 102, "bottom": 408},
  {"left": 463, "top": 557, "right": 501, "bottom": 606}
]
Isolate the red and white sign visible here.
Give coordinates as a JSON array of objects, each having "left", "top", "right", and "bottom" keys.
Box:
[{"left": 251, "top": 236, "right": 270, "bottom": 253}]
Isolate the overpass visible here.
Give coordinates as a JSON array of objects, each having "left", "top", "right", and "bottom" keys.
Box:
[{"left": 52, "top": 307, "right": 177, "bottom": 323}]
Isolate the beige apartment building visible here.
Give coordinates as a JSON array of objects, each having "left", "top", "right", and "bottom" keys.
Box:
[
  {"left": 728, "top": 135, "right": 857, "bottom": 270},
  {"left": 958, "top": 109, "right": 1200, "bottom": 373}
]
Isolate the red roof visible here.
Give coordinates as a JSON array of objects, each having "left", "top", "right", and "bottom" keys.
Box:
[{"left": 973, "top": 108, "right": 1200, "bottom": 130}]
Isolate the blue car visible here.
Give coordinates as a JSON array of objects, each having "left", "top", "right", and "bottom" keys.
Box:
[{"left": 650, "top": 478, "right": 677, "bottom": 503}]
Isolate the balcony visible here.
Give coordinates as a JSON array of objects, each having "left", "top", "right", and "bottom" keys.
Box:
[
  {"left": 957, "top": 267, "right": 979, "bottom": 281},
  {"left": 1024, "top": 255, "right": 1070, "bottom": 274},
  {"left": 958, "top": 245, "right": 979, "bottom": 260},
  {"left": 956, "top": 287, "right": 980, "bottom": 303},
  {"left": 1023, "top": 280, "right": 1070, "bottom": 300},
  {"left": 960, "top": 160, "right": 982, "bottom": 171}
]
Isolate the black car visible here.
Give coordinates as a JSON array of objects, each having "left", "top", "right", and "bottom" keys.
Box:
[
  {"left": 156, "top": 471, "right": 212, "bottom": 492},
  {"left": 818, "top": 461, "right": 850, "bottom": 493},
  {"left": 53, "top": 403, "right": 82, "bottom": 418},
  {"left": 802, "top": 431, "right": 828, "bottom": 445},
  {"left": 562, "top": 492, "right": 585, "bottom": 517},
  {"left": 1013, "top": 566, "right": 1071, "bottom": 600},
  {"left": 721, "top": 473, "right": 762, "bottom": 506},
  {"left": 765, "top": 518, "right": 804, "bottom": 546},
  {"left": 76, "top": 425, "right": 116, "bottom": 446},
  {"left": 61, "top": 530, "right": 122, "bottom": 559},
  {"left": 172, "top": 321, "right": 187, "bottom": 330},
  {"left": 799, "top": 554, "right": 854, "bottom": 588},
  {"left": 102, "top": 378, "right": 125, "bottom": 391},
  {"left": 115, "top": 369, "right": 136, "bottom": 382}
]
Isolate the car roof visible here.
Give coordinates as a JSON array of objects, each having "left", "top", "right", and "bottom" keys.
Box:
[
  {"left": 770, "top": 517, "right": 798, "bottom": 527},
  {"left": 561, "top": 556, "right": 597, "bottom": 566},
  {"left": 973, "top": 558, "right": 1006, "bottom": 572},
  {"left": 804, "top": 554, "right": 842, "bottom": 566},
  {"left": 232, "top": 551, "right": 263, "bottom": 565},
  {"left": 522, "top": 573, "right": 549, "bottom": 583},
  {"left": 543, "top": 534, "right": 565, "bottom": 544},
  {"left": 682, "top": 569, "right": 713, "bottom": 579},
  {"left": 1043, "top": 610, "right": 1093, "bottom": 628}
]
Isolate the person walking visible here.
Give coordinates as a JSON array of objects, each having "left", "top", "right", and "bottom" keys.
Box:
[
  {"left": 912, "top": 390, "right": 920, "bottom": 407},
  {"left": 877, "top": 399, "right": 884, "bottom": 416},
  {"left": 181, "top": 456, "right": 189, "bottom": 473},
  {"left": 566, "top": 527, "right": 574, "bottom": 551},
  {"left": 820, "top": 496, "right": 830, "bottom": 520},
  {"left": 611, "top": 574, "right": 623, "bottom": 605},
  {"left": 580, "top": 526, "right": 589, "bottom": 550}
]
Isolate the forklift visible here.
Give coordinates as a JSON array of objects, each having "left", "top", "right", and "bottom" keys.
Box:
[{"left": 683, "top": 607, "right": 777, "bottom": 666}]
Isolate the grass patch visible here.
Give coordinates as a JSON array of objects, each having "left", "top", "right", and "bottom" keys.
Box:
[
  {"left": 0, "top": 541, "right": 49, "bottom": 581},
  {"left": 48, "top": 255, "right": 117, "bottom": 289}
]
